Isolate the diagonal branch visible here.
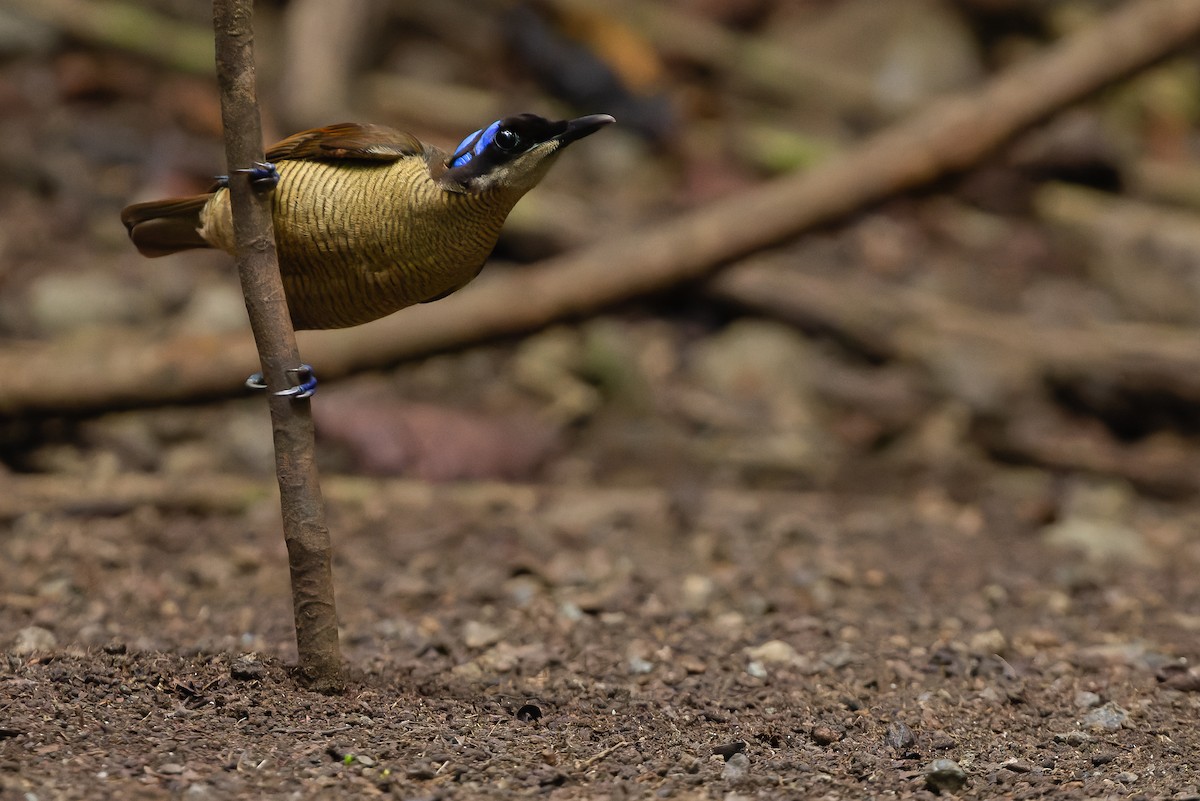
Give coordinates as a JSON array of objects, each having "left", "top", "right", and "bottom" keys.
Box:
[{"left": 212, "top": 0, "right": 342, "bottom": 692}]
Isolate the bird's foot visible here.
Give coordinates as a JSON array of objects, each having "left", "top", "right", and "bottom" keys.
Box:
[
  {"left": 278, "top": 364, "right": 318, "bottom": 398},
  {"left": 245, "top": 364, "right": 318, "bottom": 399},
  {"left": 237, "top": 161, "right": 280, "bottom": 191},
  {"left": 215, "top": 161, "right": 280, "bottom": 192}
]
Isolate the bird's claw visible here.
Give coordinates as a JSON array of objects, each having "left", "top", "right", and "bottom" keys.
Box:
[
  {"left": 237, "top": 161, "right": 280, "bottom": 191},
  {"left": 216, "top": 161, "right": 280, "bottom": 192},
  {"left": 245, "top": 364, "right": 317, "bottom": 399},
  {"left": 278, "top": 364, "right": 317, "bottom": 398}
]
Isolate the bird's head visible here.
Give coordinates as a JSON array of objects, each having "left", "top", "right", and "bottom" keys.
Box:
[{"left": 438, "top": 113, "right": 614, "bottom": 195}]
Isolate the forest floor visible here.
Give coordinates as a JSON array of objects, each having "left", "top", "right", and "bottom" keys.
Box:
[{"left": 4, "top": 466, "right": 1200, "bottom": 800}]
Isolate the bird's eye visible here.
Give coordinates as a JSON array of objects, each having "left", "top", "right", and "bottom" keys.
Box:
[{"left": 494, "top": 129, "right": 520, "bottom": 151}]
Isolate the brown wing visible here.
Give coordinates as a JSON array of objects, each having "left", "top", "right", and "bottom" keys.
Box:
[{"left": 265, "top": 123, "right": 425, "bottom": 163}]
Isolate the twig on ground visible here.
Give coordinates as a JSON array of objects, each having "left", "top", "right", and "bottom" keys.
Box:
[
  {"left": 2, "top": 0, "right": 1200, "bottom": 415},
  {"left": 212, "top": 0, "right": 342, "bottom": 692},
  {"left": 576, "top": 741, "right": 632, "bottom": 769}
]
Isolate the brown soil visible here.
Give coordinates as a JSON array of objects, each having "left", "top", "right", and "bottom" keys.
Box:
[{"left": 4, "top": 476, "right": 1200, "bottom": 800}]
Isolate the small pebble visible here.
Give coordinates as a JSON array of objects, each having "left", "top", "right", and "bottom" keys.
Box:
[
  {"left": 811, "top": 724, "right": 844, "bottom": 745},
  {"left": 406, "top": 762, "right": 437, "bottom": 780},
  {"left": 12, "top": 626, "right": 57, "bottom": 655},
  {"left": 463, "top": 621, "right": 503, "bottom": 649},
  {"left": 712, "top": 741, "right": 746, "bottom": 761},
  {"left": 1160, "top": 667, "right": 1200, "bottom": 692},
  {"left": 516, "top": 703, "right": 542, "bottom": 723},
  {"left": 1116, "top": 771, "right": 1138, "bottom": 783},
  {"left": 1082, "top": 701, "right": 1128, "bottom": 731},
  {"left": 230, "top": 656, "right": 265, "bottom": 681},
  {"left": 925, "top": 758, "right": 968, "bottom": 794},
  {"left": 1074, "top": 690, "right": 1101, "bottom": 709},
  {"left": 746, "top": 639, "right": 800, "bottom": 665},
  {"left": 627, "top": 657, "right": 654, "bottom": 675},
  {"left": 713, "top": 611, "right": 746, "bottom": 633},
  {"left": 721, "top": 752, "right": 750, "bottom": 782},
  {"left": 680, "top": 574, "right": 715, "bottom": 611},
  {"left": 885, "top": 721, "right": 915, "bottom": 751},
  {"left": 968, "top": 628, "right": 1007, "bottom": 655},
  {"left": 745, "top": 661, "right": 768, "bottom": 679},
  {"left": 928, "top": 732, "right": 957, "bottom": 750},
  {"left": 558, "top": 602, "right": 584, "bottom": 622}
]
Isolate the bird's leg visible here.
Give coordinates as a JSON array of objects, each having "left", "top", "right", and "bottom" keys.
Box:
[
  {"left": 246, "top": 364, "right": 318, "bottom": 399},
  {"left": 214, "top": 161, "right": 280, "bottom": 192}
]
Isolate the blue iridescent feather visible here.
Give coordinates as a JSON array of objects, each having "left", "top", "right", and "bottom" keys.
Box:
[{"left": 450, "top": 121, "right": 501, "bottom": 168}]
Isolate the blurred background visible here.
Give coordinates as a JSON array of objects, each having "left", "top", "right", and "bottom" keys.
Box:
[{"left": 1, "top": 0, "right": 1200, "bottom": 514}]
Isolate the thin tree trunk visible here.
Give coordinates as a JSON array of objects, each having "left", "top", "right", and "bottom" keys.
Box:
[{"left": 212, "top": 0, "right": 343, "bottom": 693}]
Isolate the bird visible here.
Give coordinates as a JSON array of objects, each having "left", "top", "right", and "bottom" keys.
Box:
[{"left": 121, "top": 112, "right": 614, "bottom": 332}]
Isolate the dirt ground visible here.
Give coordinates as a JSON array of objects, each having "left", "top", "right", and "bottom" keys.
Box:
[{"left": 4, "top": 467, "right": 1200, "bottom": 800}]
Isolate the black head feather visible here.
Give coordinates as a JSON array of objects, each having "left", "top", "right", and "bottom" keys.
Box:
[{"left": 443, "top": 113, "right": 613, "bottom": 189}]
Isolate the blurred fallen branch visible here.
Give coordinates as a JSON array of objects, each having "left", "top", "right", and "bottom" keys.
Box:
[
  {"left": 0, "top": 471, "right": 817, "bottom": 523},
  {"left": 3, "top": 418, "right": 1196, "bottom": 516},
  {"left": 1034, "top": 182, "right": 1200, "bottom": 324},
  {"left": 709, "top": 255, "right": 1200, "bottom": 405},
  {"left": 987, "top": 400, "right": 1200, "bottom": 497},
  {"left": 0, "top": 471, "right": 270, "bottom": 519},
  {"left": 711, "top": 257, "right": 1200, "bottom": 495},
  {"left": 7, "top": 0, "right": 213, "bottom": 75},
  {"left": 3, "top": 0, "right": 1200, "bottom": 415}
]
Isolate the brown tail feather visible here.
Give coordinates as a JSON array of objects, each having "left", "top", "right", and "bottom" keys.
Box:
[{"left": 120, "top": 195, "right": 212, "bottom": 257}]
